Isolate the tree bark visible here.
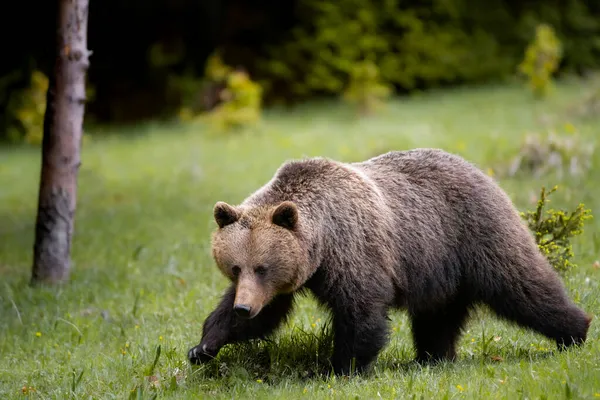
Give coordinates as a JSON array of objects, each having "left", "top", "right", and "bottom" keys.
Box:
[{"left": 31, "top": 0, "right": 91, "bottom": 285}]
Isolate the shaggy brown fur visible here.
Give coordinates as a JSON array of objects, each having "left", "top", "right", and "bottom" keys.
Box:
[{"left": 187, "top": 148, "right": 591, "bottom": 376}]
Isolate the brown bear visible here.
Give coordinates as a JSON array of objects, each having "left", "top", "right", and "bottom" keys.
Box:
[{"left": 187, "top": 148, "right": 591, "bottom": 376}]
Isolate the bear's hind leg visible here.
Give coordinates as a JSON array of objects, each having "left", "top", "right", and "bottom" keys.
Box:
[
  {"left": 483, "top": 264, "right": 591, "bottom": 350},
  {"left": 410, "top": 297, "right": 471, "bottom": 364},
  {"left": 188, "top": 285, "right": 295, "bottom": 365}
]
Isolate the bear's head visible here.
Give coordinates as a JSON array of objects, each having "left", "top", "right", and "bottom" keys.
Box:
[{"left": 210, "top": 200, "right": 309, "bottom": 319}]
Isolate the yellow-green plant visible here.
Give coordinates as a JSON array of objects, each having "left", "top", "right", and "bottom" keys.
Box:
[
  {"left": 6, "top": 70, "right": 49, "bottom": 145},
  {"left": 205, "top": 68, "right": 263, "bottom": 132},
  {"left": 518, "top": 23, "right": 563, "bottom": 98},
  {"left": 205, "top": 51, "right": 232, "bottom": 82},
  {"left": 342, "top": 60, "right": 392, "bottom": 116},
  {"left": 175, "top": 52, "right": 263, "bottom": 132},
  {"left": 521, "top": 186, "right": 593, "bottom": 274},
  {"left": 201, "top": 53, "right": 263, "bottom": 132},
  {"left": 171, "top": 52, "right": 231, "bottom": 121}
]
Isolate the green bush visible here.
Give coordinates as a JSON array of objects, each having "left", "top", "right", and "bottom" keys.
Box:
[
  {"left": 179, "top": 52, "right": 263, "bottom": 132},
  {"left": 514, "top": 0, "right": 600, "bottom": 76},
  {"left": 204, "top": 68, "right": 263, "bottom": 132},
  {"left": 1, "top": 69, "right": 96, "bottom": 145},
  {"left": 4, "top": 70, "right": 48, "bottom": 145},
  {"left": 521, "top": 186, "right": 593, "bottom": 274},
  {"left": 518, "top": 24, "right": 563, "bottom": 98},
  {"left": 248, "top": 0, "right": 600, "bottom": 103},
  {"left": 256, "top": 0, "right": 509, "bottom": 103},
  {"left": 342, "top": 60, "right": 391, "bottom": 116}
]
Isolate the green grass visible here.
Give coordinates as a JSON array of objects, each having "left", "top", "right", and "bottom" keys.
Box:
[{"left": 1, "top": 79, "right": 600, "bottom": 399}]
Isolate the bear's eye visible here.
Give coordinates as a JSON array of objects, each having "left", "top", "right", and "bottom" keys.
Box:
[
  {"left": 254, "top": 265, "right": 267, "bottom": 277},
  {"left": 231, "top": 265, "right": 241, "bottom": 277}
]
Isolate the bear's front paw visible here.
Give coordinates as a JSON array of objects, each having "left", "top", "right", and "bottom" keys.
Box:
[{"left": 187, "top": 343, "right": 219, "bottom": 365}]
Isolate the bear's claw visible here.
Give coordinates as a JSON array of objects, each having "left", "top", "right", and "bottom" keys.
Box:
[{"left": 187, "top": 343, "right": 217, "bottom": 365}]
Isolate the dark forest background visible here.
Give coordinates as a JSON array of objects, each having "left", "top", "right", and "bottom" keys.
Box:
[{"left": 1, "top": 0, "right": 599, "bottom": 140}]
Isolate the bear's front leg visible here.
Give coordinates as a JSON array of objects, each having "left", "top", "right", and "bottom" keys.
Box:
[
  {"left": 188, "top": 285, "right": 295, "bottom": 365},
  {"left": 188, "top": 285, "right": 237, "bottom": 364},
  {"left": 330, "top": 304, "right": 390, "bottom": 376}
]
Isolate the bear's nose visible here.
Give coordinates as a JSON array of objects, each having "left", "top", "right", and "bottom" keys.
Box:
[{"left": 233, "top": 304, "right": 252, "bottom": 318}]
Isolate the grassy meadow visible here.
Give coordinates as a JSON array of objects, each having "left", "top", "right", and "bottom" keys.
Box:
[{"left": 1, "top": 79, "right": 599, "bottom": 399}]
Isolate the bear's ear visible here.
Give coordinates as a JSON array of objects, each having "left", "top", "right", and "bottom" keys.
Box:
[
  {"left": 214, "top": 201, "right": 240, "bottom": 228},
  {"left": 272, "top": 201, "right": 298, "bottom": 230}
]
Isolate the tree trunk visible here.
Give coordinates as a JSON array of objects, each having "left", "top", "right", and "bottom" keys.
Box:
[{"left": 31, "top": 0, "right": 91, "bottom": 285}]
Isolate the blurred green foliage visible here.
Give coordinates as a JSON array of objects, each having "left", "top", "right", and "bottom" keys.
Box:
[
  {"left": 203, "top": 69, "right": 263, "bottom": 132},
  {"left": 2, "top": 70, "right": 96, "bottom": 145},
  {"left": 1, "top": 0, "right": 599, "bottom": 138},
  {"left": 521, "top": 186, "right": 593, "bottom": 275},
  {"left": 519, "top": 0, "right": 600, "bottom": 75},
  {"left": 4, "top": 70, "right": 48, "bottom": 145},
  {"left": 518, "top": 24, "right": 563, "bottom": 98},
  {"left": 257, "top": 0, "right": 503, "bottom": 102},
  {"left": 342, "top": 60, "right": 392, "bottom": 116},
  {"left": 180, "top": 53, "right": 263, "bottom": 132},
  {"left": 256, "top": 0, "right": 600, "bottom": 102}
]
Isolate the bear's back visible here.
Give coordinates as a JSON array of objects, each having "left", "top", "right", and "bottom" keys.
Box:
[
  {"left": 355, "top": 148, "right": 514, "bottom": 213},
  {"left": 246, "top": 148, "right": 514, "bottom": 220},
  {"left": 245, "top": 157, "right": 383, "bottom": 210},
  {"left": 358, "top": 148, "right": 533, "bottom": 252},
  {"left": 355, "top": 148, "right": 488, "bottom": 188}
]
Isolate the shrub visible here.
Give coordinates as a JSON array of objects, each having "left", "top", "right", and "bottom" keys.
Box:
[
  {"left": 514, "top": 0, "right": 600, "bottom": 77},
  {"left": 176, "top": 53, "right": 263, "bottom": 132},
  {"left": 4, "top": 70, "right": 48, "bottom": 145},
  {"left": 246, "top": 0, "right": 600, "bottom": 104},
  {"left": 205, "top": 51, "right": 232, "bottom": 82},
  {"left": 342, "top": 60, "right": 392, "bottom": 116},
  {"left": 204, "top": 68, "right": 263, "bottom": 132},
  {"left": 518, "top": 24, "right": 563, "bottom": 98},
  {"left": 521, "top": 186, "right": 593, "bottom": 274},
  {"left": 256, "top": 0, "right": 508, "bottom": 103},
  {"left": 170, "top": 53, "right": 231, "bottom": 120}
]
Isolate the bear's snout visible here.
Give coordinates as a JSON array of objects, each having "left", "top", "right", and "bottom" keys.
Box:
[
  {"left": 233, "top": 304, "right": 252, "bottom": 318},
  {"left": 233, "top": 279, "right": 268, "bottom": 318}
]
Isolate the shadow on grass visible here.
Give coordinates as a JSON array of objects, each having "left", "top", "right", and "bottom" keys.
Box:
[
  {"left": 188, "top": 322, "right": 337, "bottom": 384},
  {"left": 186, "top": 321, "right": 563, "bottom": 385}
]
